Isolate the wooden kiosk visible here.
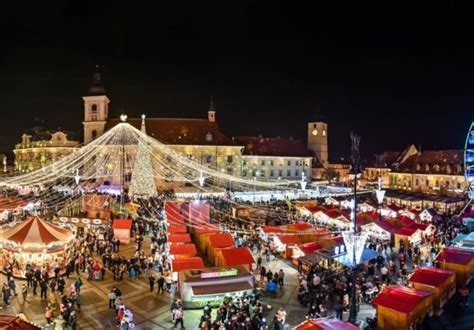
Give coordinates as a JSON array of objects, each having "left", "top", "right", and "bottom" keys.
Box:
[{"left": 435, "top": 247, "right": 474, "bottom": 286}]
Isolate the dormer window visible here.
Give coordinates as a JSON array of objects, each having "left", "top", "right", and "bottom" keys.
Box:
[
  {"left": 416, "top": 164, "right": 421, "bottom": 171},
  {"left": 446, "top": 164, "right": 451, "bottom": 174},
  {"left": 205, "top": 132, "right": 213, "bottom": 142},
  {"left": 434, "top": 164, "right": 440, "bottom": 172},
  {"left": 425, "top": 164, "right": 430, "bottom": 172}
]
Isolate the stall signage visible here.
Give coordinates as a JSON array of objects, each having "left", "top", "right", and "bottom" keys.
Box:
[{"left": 200, "top": 268, "right": 238, "bottom": 279}]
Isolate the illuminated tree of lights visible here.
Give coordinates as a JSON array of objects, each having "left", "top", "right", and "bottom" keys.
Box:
[{"left": 128, "top": 140, "right": 157, "bottom": 197}]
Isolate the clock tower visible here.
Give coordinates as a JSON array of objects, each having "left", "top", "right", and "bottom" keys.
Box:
[
  {"left": 307, "top": 121, "right": 328, "bottom": 167},
  {"left": 83, "top": 65, "right": 110, "bottom": 144}
]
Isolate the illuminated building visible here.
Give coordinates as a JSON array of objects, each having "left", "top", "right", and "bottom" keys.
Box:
[{"left": 13, "top": 128, "right": 79, "bottom": 173}]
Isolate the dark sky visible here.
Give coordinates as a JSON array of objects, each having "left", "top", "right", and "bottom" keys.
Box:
[{"left": 0, "top": 3, "right": 473, "bottom": 161}]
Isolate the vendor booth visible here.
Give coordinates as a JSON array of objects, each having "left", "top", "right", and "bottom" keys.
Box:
[
  {"left": 435, "top": 247, "right": 474, "bottom": 286},
  {"left": 112, "top": 219, "right": 132, "bottom": 244},
  {"left": 172, "top": 257, "right": 204, "bottom": 272},
  {"left": 168, "top": 233, "right": 192, "bottom": 244},
  {"left": 419, "top": 208, "right": 440, "bottom": 222},
  {"left": 273, "top": 235, "right": 303, "bottom": 255},
  {"left": 295, "top": 317, "right": 359, "bottom": 330},
  {"left": 291, "top": 242, "right": 322, "bottom": 262},
  {"left": 373, "top": 285, "right": 433, "bottom": 330},
  {"left": 409, "top": 267, "right": 456, "bottom": 312},
  {"left": 167, "top": 225, "right": 187, "bottom": 234},
  {"left": 192, "top": 227, "right": 220, "bottom": 253},
  {"left": 169, "top": 243, "right": 197, "bottom": 259},
  {"left": 206, "top": 233, "right": 235, "bottom": 261},
  {"left": 451, "top": 232, "right": 474, "bottom": 251},
  {"left": 82, "top": 194, "right": 111, "bottom": 219},
  {"left": 179, "top": 266, "right": 254, "bottom": 308},
  {"left": 215, "top": 247, "right": 255, "bottom": 271}
]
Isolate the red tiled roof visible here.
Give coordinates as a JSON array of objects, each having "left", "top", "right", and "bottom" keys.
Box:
[
  {"left": 436, "top": 248, "right": 474, "bottom": 265},
  {"left": 106, "top": 118, "right": 236, "bottom": 146},
  {"left": 220, "top": 247, "right": 255, "bottom": 267},
  {"left": 235, "top": 136, "right": 313, "bottom": 157},
  {"left": 172, "top": 257, "right": 204, "bottom": 272},
  {"left": 395, "top": 150, "right": 464, "bottom": 175},
  {"left": 169, "top": 243, "right": 197, "bottom": 256},
  {"left": 409, "top": 267, "right": 455, "bottom": 287},
  {"left": 373, "top": 285, "right": 433, "bottom": 314}
]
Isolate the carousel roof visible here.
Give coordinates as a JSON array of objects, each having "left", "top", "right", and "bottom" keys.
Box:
[{"left": 1, "top": 216, "right": 73, "bottom": 246}]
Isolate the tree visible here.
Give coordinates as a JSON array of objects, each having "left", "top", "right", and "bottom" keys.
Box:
[{"left": 129, "top": 141, "right": 157, "bottom": 197}]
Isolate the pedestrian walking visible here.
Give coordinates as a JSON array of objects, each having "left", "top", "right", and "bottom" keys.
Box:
[{"left": 21, "top": 284, "right": 28, "bottom": 303}]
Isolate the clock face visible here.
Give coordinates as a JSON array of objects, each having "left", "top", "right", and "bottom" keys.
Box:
[{"left": 312, "top": 129, "right": 318, "bottom": 136}]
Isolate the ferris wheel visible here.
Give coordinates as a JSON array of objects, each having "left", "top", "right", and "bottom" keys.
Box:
[{"left": 463, "top": 121, "right": 474, "bottom": 212}]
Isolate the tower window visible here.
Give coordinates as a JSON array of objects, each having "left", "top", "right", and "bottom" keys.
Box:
[
  {"left": 92, "top": 130, "right": 97, "bottom": 140},
  {"left": 91, "top": 104, "right": 98, "bottom": 121},
  {"left": 313, "top": 124, "right": 316, "bottom": 128},
  {"left": 322, "top": 130, "right": 326, "bottom": 136}
]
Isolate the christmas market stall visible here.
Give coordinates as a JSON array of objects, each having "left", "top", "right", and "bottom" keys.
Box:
[
  {"left": 295, "top": 317, "right": 359, "bottom": 330},
  {"left": 206, "top": 233, "right": 235, "bottom": 262},
  {"left": 435, "top": 247, "right": 474, "bottom": 286},
  {"left": 0, "top": 216, "right": 74, "bottom": 272},
  {"left": 112, "top": 219, "right": 132, "bottom": 244},
  {"left": 291, "top": 242, "right": 322, "bottom": 262},
  {"left": 419, "top": 208, "right": 440, "bottom": 222},
  {"left": 179, "top": 266, "right": 254, "bottom": 308},
  {"left": 215, "top": 247, "right": 255, "bottom": 271},
  {"left": 169, "top": 243, "right": 197, "bottom": 259},
  {"left": 409, "top": 267, "right": 456, "bottom": 312},
  {"left": 192, "top": 226, "right": 220, "bottom": 254},
  {"left": 373, "top": 285, "right": 433, "bottom": 330},
  {"left": 451, "top": 232, "right": 474, "bottom": 251}
]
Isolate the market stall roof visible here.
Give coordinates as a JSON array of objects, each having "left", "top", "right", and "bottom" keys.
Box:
[
  {"left": 373, "top": 285, "right": 433, "bottom": 314},
  {"left": 295, "top": 317, "right": 359, "bottom": 330},
  {"left": 1, "top": 216, "right": 73, "bottom": 245},
  {"left": 396, "top": 227, "right": 419, "bottom": 236},
  {"left": 208, "top": 233, "right": 235, "bottom": 248},
  {"left": 168, "top": 233, "right": 192, "bottom": 244},
  {"left": 298, "top": 251, "right": 327, "bottom": 265},
  {"left": 298, "top": 242, "right": 322, "bottom": 254},
  {"left": 0, "top": 315, "right": 41, "bottom": 330},
  {"left": 193, "top": 226, "right": 220, "bottom": 235},
  {"left": 281, "top": 222, "right": 313, "bottom": 232},
  {"left": 168, "top": 225, "right": 187, "bottom": 234},
  {"left": 277, "top": 235, "right": 303, "bottom": 245},
  {"left": 112, "top": 219, "right": 132, "bottom": 230},
  {"left": 303, "top": 205, "right": 326, "bottom": 213},
  {"left": 409, "top": 267, "right": 456, "bottom": 287},
  {"left": 260, "top": 226, "right": 284, "bottom": 234},
  {"left": 435, "top": 248, "right": 474, "bottom": 265},
  {"left": 387, "top": 204, "right": 401, "bottom": 211},
  {"left": 192, "top": 281, "right": 253, "bottom": 296},
  {"left": 169, "top": 243, "right": 197, "bottom": 256},
  {"left": 172, "top": 257, "right": 204, "bottom": 272},
  {"left": 220, "top": 247, "right": 255, "bottom": 267}
]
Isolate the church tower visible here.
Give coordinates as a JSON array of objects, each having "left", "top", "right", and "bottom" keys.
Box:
[
  {"left": 307, "top": 121, "right": 328, "bottom": 167},
  {"left": 83, "top": 65, "right": 110, "bottom": 144}
]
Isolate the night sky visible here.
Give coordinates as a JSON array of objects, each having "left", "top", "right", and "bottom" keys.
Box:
[{"left": 0, "top": 3, "right": 473, "bottom": 162}]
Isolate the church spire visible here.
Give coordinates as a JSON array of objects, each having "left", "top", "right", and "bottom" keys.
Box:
[
  {"left": 141, "top": 114, "right": 147, "bottom": 133},
  {"left": 208, "top": 96, "right": 216, "bottom": 122},
  {"left": 88, "top": 64, "right": 106, "bottom": 96}
]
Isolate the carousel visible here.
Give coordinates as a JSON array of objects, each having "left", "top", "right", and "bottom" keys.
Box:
[{"left": 0, "top": 216, "right": 74, "bottom": 273}]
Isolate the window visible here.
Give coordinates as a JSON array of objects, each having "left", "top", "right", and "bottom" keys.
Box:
[
  {"left": 204, "top": 155, "right": 212, "bottom": 163},
  {"left": 287, "top": 169, "right": 291, "bottom": 176},
  {"left": 261, "top": 160, "right": 265, "bottom": 166},
  {"left": 416, "top": 164, "right": 421, "bottom": 171},
  {"left": 287, "top": 160, "right": 291, "bottom": 166},
  {"left": 295, "top": 170, "right": 299, "bottom": 177},
  {"left": 426, "top": 179, "right": 429, "bottom": 186},
  {"left": 457, "top": 182, "right": 461, "bottom": 189},
  {"left": 415, "top": 179, "right": 419, "bottom": 186},
  {"left": 270, "top": 170, "right": 274, "bottom": 177},
  {"left": 322, "top": 130, "right": 326, "bottom": 136},
  {"left": 278, "top": 170, "right": 283, "bottom": 177},
  {"left": 243, "top": 160, "right": 247, "bottom": 166},
  {"left": 227, "top": 155, "right": 233, "bottom": 163},
  {"left": 270, "top": 160, "right": 274, "bottom": 166},
  {"left": 91, "top": 104, "right": 98, "bottom": 121},
  {"left": 187, "top": 154, "right": 193, "bottom": 160},
  {"left": 435, "top": 180, "right": 439, "bottom": 187},
  {"left": 445, "top": 181, "right": 450, "bottom": 187},
  {"left": 205, "top": 132, "right": 213, "bottom": 142},
  {"left": 242, "top": 169, "right": 247, "bottom": 177},
  {"left": 124, "top": 173, "right": 132, "bottom": 182},
  {"left": 91, "top": 130, "right": 97, "bottom": 140}
]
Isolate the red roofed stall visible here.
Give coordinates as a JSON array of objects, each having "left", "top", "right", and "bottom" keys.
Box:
[
  {"left": 168, "top": 233, "right": 192, "bottom": 244},
  {"left": 172, "top": 257, "right": 204, "bottom": 272},
  {"left": 169, "top": 243, "right": 197, "bottom": 259},
  {"left": 217, "top": 247, "right": 255, "bottom": 271},
  {"left": 207, "top": 233, "right": 235, "bottom": 261},
  {"left": 295, "top": 317, "right": 359, "bottom": 330},
  {"left": 409, "top": 267, "right": 456, "bottom": 311},
  {"left": 168, "top": 225, "right": 187, "bottom": 234},
  {"left": 435, "top": 247, "right": 474, "bottom": 286},
  {"left": 112, "top": 219, "right": 133, "bottom": 244},
  {"left": 192, "top": 226, "right": 220, "bottom": 253},
  {"left": 373, "top": 285, "right": 433, "bottom": 329},
  {"left": 291, "top": 242, "right": 322, "bottom": 262}
]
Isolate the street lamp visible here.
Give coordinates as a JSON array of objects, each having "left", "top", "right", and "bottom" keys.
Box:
[
  {"left": 253, "top": 170, "right": 260, "bottom": 203},
  {"left": 346, "top": 131, "right": 366, "bottom": 325}
]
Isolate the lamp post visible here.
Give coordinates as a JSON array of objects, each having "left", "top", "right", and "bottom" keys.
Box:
[
  {"left": 345, "top": 131, "right": 368, "bottom": 325},
  {"left": 253, "top": 170, "right": 260, "bottom": 203}
]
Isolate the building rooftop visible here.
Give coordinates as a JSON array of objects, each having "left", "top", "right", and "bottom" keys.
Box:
[{"left": 235, "top": 136, "right": 313, "bottom": 157}]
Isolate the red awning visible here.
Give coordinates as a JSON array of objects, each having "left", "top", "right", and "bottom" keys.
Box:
[
  {"left": 261, "top": 226, "right": 284, "bottom": 234},
  {"left": 220, "top": 247, "right": 255, "bottom": 267},
  {"left": 112, "top": 219, "right": 133, "bottom": 230},
  {"left": 409, "top": 267, "right": 455, "bottom": 287},
  {"left": 168, "top": 233, "right": 191, "bottom": 243},
  {"left": 169, "top": 243, "right": 197, "bottom": 256},
  {"left": 168, "top": 225, "right": 187, "bottom": 234},
  {"left": 208, "top": 233, "right": 235, "bottom": 248},
  {"left": 373, "top": 285, "right": 432, "bottom": 314},
  {"left": 277, "top": 235, "right": 303, "bottom": 245},
  {"left": 298, "top": 242, "right": 322, "bottom": 254},
  {"left": 282, "top": 222, "right": 313, "bottom": 232},
  {"left": 295, "top": 317, "right": 359, "bottom": 330},
  {"left": 435, "top": 248, "right": 474, "bottom": 265},
  {"left": 172, "top": 257, "right": 204, "bottom": 272}
]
